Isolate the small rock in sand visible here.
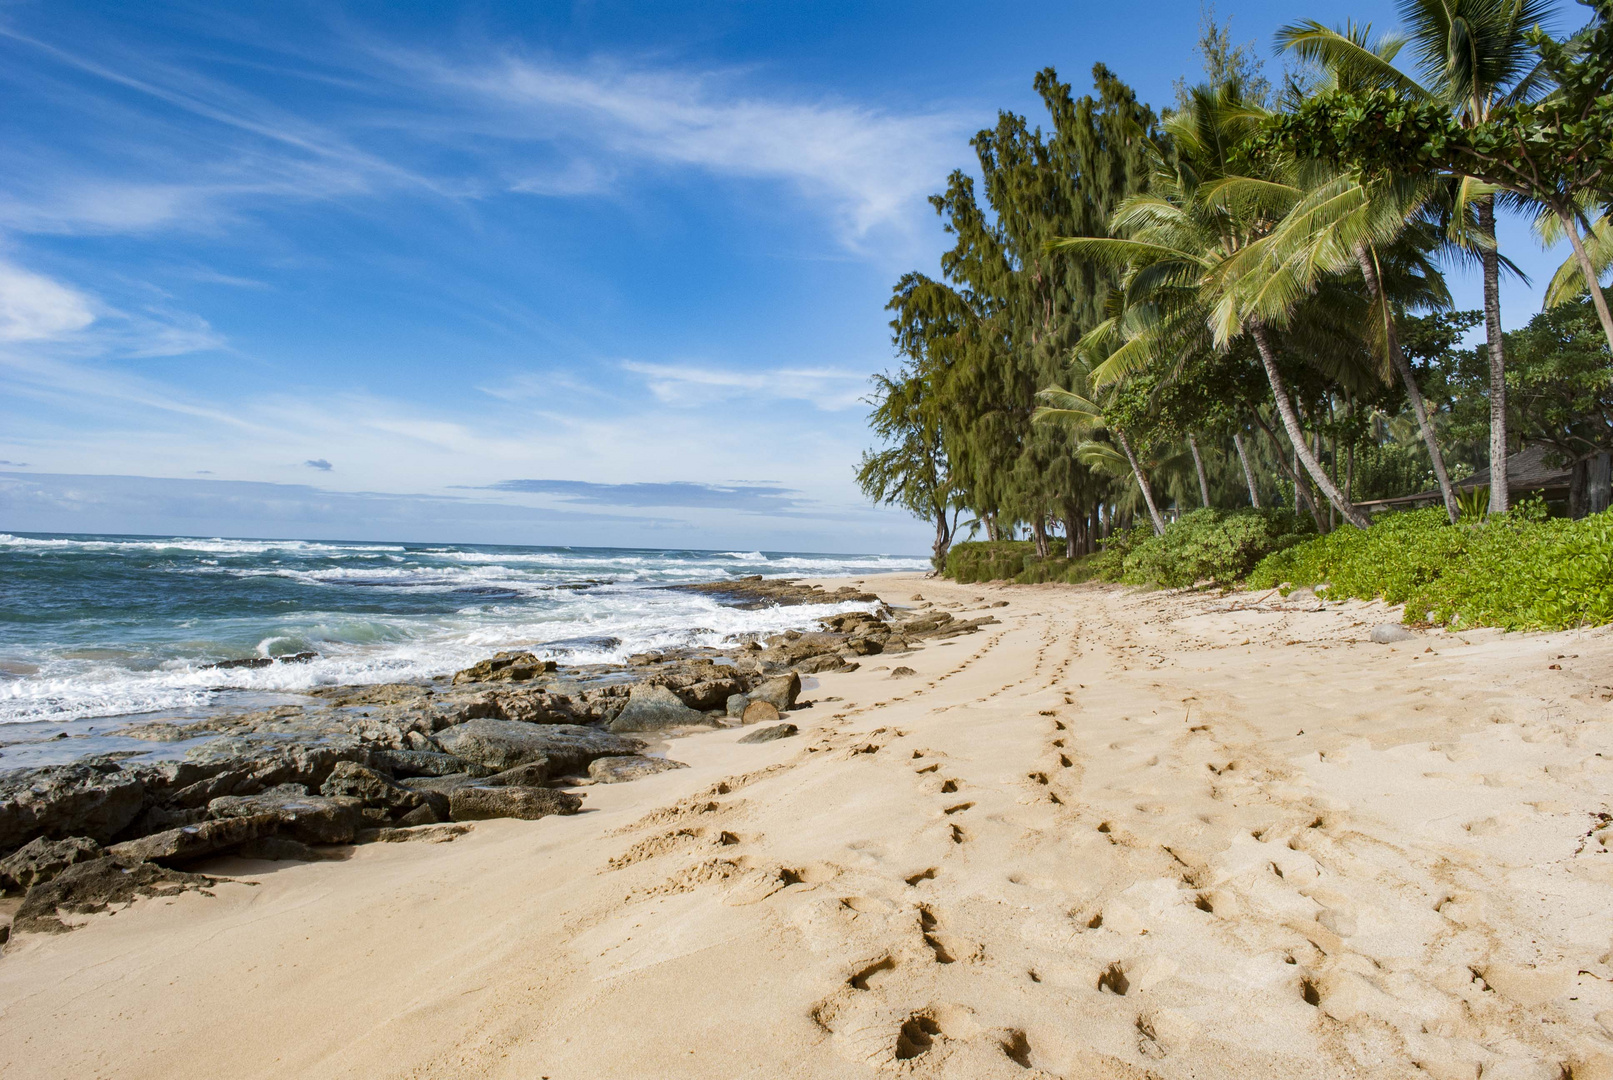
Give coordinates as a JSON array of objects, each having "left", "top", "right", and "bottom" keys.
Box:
[
  {"left": 448, "top": 785, "right": 582, "bottom": 822},
  {"left": 738, "top": 724, "right": 798, "bottom": 744},
  {"left": 587, "top": 756, "right": 688, "bottom": 784},
  {"left": 1370, "top": 624, "right": 1416, "bottom": 644},
  {"left": 890, "top": 666, "right": 917, "bottom": 678},
  {"left": 742, "top": 700, "right": 781, "bottom": 724},
  {"left": 749, "top": 672, "right": 801, "bottom": 712}
]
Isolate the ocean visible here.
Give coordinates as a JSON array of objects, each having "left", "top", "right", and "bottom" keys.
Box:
[{"left": 0, "top": 532, "right": 927, "bottom": 732}]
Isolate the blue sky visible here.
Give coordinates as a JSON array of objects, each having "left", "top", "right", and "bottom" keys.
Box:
[{"left": 0, "top": 0, "right": 1580, "bottom": 551}]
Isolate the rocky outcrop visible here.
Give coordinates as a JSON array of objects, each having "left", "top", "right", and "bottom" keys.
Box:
[
  {"left": 206, "top": 786, "right": 363, "bottom": 844},
  {"left": 448, "top": 786, "right": 582, "bottom": 822},
  {"left": 0, "top": 836, "right": 104, "bottom": 894},
  {"left": 0, "top": 760, "right": 146, "bottom": 851},
  {"left": 12, "top": 858, "right": 216, "bottom": 936},
  {"left": 451, "top": 651, "right": 557, "bottom": 685},
  {"left": 435, "top": 720, "right": 642, "bottom": 775},
  {"left": 108, "top": 813, "right": 284, "bottom": 865},
  {"left": 607, "top": 684, "right": 715, "bottom": 732},
  {"left": 587, "top": 756, "right": 688, "bottom": 784},
  {"left": 320, "top": 763, "right": 441, "bottom": 824},
  {"left": 749, "top": 673, "right": 802, "bottom": 713}
]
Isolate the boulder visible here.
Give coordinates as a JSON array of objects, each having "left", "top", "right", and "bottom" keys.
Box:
[
  {"left": 168, "top": 737, "right": 371, "bottom": 809},
  {"left": 320, "top": 761, "right": 437, "bottom": 822},
  {"left": 487, "top": 688, "right": 581, "bottom": 724},
  {"left": 607, "top": 683, "right": 715, "bottom": 732},
  {"left": 12, "top": 858, "right": 216, "bottom": 936},
  {"left": 435, "top": 720, "right": 642, "bottom": 774},
  {"left": 451, "top": 651, "right": 556, "bottom": 685},
  {"left": 0, "top": 760, "right": 146, "bottom": 852},
  {"left": 725, "top": 693, "right": 751, "bottom": 718},
  {"left": 0, "top": 836, "right": 104, "bottom": 894},
  {"left": 206, "top": 786, "right": 363, "bottom": 845},
  {"left": 587, "top": 756, "right": 689, "bottom": 784},
  {"left": 750, "top": 672, "right": 802, "bottom": 713},
  {"left": 793, "top": 653, "right": 847, "bottom": 674},
  {"left": 741, "top": 700, "right": 781, "bottom": 724},
  {"left": 448, "top": 786, "right": 582, "bottom": 822},
  {"left": 738, "top": 724, "right": 799, "bottom": 744},
  {"left": 477, "top": 762, "right": 552, "bottom": 787},
  {"left": 1370, "top": 623, "right": 1416, "bottom": 644},
  {"left": 366, "top": 749, "right": 488, "bottom": 779},
  {"left": 108, "top": 813, "right": 284, "bottom": 865},
  {"left": 843, "top": 637, "right": 884, "bottom": 656}
]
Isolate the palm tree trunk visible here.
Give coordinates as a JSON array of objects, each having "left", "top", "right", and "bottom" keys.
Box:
[
  {"left": 1254, "top": 411, "right": 1327, "bottom": 531},
  {"left": 1477, "top": 198, "right": 1509, "bottom": 515},
  {"left": 1250, "top": 325, "right": 1370, "bottom": 528},
  {"left": 1355, "top": 243, "right": 1460, "bottom": 522},
  {"left": 1555, "top": 203, "right": 1613, "bottom": 353},
  {"left": 1114, "top": 427, "right": 1166, "bottom": 535},
  {"left": 1188, "top": 436, "right": 1211, "bottom": 508},
  {"left": 1233, "top": 430, "right": 1261, "bottom": 507}
]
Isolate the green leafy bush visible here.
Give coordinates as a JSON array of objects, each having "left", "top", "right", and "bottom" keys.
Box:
[
  {"left": 944, "top": 541, "right": 1038, "bottom": 584},
  {"left": 1248, "top": 505, "right": 1613, "bottom": 630},
  {"left": 1120, "top": 508, "right": 1313, "bottom": 588}
]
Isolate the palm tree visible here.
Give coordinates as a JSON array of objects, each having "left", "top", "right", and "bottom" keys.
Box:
[
  {"left": 1032, "top": 386, "right": 1168, "bottom": 536},
  {"left": 1049, "top": 83, "right": 1372, "bottom": 528},
  {"left": 1279, "top": 0, "right": 1554, "bottom": 513}
]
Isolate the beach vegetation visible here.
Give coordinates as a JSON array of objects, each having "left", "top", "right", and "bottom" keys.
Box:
[{"left": 862, "top": 1, "right": 1613, "bottom": 619}]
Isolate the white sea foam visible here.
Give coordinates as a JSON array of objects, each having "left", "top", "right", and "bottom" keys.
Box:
[{"left": 0, "top": 535, "right": 927, "bottom": 726}]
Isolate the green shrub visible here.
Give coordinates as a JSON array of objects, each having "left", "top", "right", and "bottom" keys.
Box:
[
  {"left": 944, "top": 541, "right": 1038, "bottom": 584},
  {"left": 1248, "top": 505, "right": 1613, "bottom": 631},
  {"left": 1120, "top": 508, "right": 1313, "bottom": 588}
]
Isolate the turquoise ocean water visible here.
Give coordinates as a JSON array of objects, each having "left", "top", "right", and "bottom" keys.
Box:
[{"left": 0, "top": 532, "right": 926, "bottom": 729}]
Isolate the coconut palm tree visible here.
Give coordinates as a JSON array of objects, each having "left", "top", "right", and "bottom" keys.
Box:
[
  {"left": 1049, "top": 82, "right": 1373, "bottom": 528},
  {"left": 1278, "top": 0, "right": 1554, "bottom": 513}
]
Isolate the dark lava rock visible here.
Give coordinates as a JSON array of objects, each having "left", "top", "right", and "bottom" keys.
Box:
[
  {"left": 0, "top": 836, "right": 104, "bottom": 894},
  {"left": 108, "top": 813, "right": 284, "bottom": 865},
  {"left": 607, "top": 684, "right": 714, "bottom": 733},
  {"left": 319, "top": 761, "right": 437, "bottom": 822},
  {"left": 12, "top": 858, "right": 217, "bottom": 936},
  {"left": 0, "top": 760, "right": 146, "bottom": 852},
  {"left": 451, "top": 651, "right": 557, "bottom": 685},
  {"left": 749, "top": 672, "right": 802, "bottom": 712},
  {"left": 477, "top": 762, "right": 552, "bottom": 787},
  {"left": 448, "top": 785, "right": 582, "bottom": 822},
  {"left": 207, "top": 785, "right": 365, "bottom": 845},
  {"left": 843, "top": 637, "right": 884, "bottom": 656},
  {"left": 366, "top": 749, "right": 488, "bottom": 779},
  {"left": 737, "top": 724, "right": 799, "bottom": 744},
  {"left": 587, "top": 756, "right": 689, "bottom": 784},
  {"left": 168, "top": 737, "right": 372, "bottom": 809},
  {"left": 435, "top": 720, "right": 642, "bottom": 774}
]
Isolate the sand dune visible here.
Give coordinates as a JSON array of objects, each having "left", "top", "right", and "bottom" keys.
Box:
[{"left": 5, "top": 573, "right": 1613, "bottom": 1079}]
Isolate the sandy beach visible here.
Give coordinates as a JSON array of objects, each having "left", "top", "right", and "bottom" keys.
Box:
[{"left": 4, "top": 572, "right": 1613, "bottom": 1079}]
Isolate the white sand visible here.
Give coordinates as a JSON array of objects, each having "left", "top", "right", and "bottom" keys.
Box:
[{"left": 5, "top": 573, "right": 1613, "bottom": 1079}]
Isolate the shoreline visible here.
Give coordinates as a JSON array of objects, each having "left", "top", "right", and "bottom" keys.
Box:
[{"left": 3, "top": 572, "right": 1612, "bottom": 1077}]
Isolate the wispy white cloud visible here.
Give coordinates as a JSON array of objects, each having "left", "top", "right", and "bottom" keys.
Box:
[
  {"left": 0, "top": 260, "right": 95, "bottom": 341},
  {"left": 415, "top": 51, "right": 965, "bottom": 248},
  {"left": 623, "top": 360, "right": 869, "bottom": 409}
]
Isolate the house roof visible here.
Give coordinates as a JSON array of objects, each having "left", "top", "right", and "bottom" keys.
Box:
[{"left": 1354, "top": 444, "right": 1571, "bottom": 511}]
